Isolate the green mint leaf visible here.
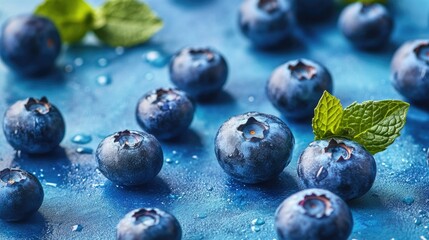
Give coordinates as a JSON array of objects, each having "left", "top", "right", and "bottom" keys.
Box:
[
  {"left": 312, "top": 91, "right": 344, "bottom": 140},
  {"left": 341, "top": 100, "right": 409, "bottom": 154},
  {"left": 35, "top": 0, "right": 95, "bottom": 43},
  {"left": 94, "top": 0, "right": 163, "bottom": 47}
]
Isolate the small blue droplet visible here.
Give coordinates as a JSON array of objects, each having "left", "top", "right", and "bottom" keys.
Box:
[
  {"left": 415, "top": 217, "right": 422, "bottom": 226},
  {"left": 197, "top": 213, "right": 207, "bottom": 219},
  {"left": 71, "top": 224, "right": 83, "bottom": 232},
  {"left": 96, "top": 75, "right": 112, "bottom": 86},
  {"left": 71, "top": 134, "right": 92, "bottom": 144},
  {"left": 251, "top": 218, "right": 265, "bottom": 226},
  {"left": 143, "top": 50, "right": 169, "bottom": 67},
  {"left": 97, "top": 58, "right": 108, "bottom": 67},
  {"left": 76, "top": 147, "right": 93, "bottom": 154},
  {"left": 251, "top": 225, "right": 261, "bottom": 232},
  {"left": 403, "top": 196, "right": 415, "bottom": 205}
]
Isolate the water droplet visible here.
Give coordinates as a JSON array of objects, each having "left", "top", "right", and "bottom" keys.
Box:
[
  {"left": 64, "top": 64, "right": 73, "bottom": 73},
  {"left": 97, "top": 58, "right": 108, "bottom": 67},
  {"left": 143, "top": 50, "right": 169, "bottom": 67},
  {"left": 192, "top": 155, "right": 198, "bottom": 160},
  {"left": 251, "top": 218, "right": 265, "bottom": 226},
  {"left": 71, "top": 224, "right": 83, "bottom": 232},
  {"left": 45, "top": 182, "right": 57, "bottom": 187},
  {"left": 248, "top": 96, "right": 254, "bottom": 103},
  {"left": 207, "top": 186, "right": 213, "bottom": 191},
  {"left": 251, "top": 225, "right": 261, "bottom": 232},
  {"left": 172, "top": 150, "right": 177, "bottom": 155},
  {"left": 74, "top": 58, "right": 84, "bottom": 67},
  {"left": 71, "top": 134, "right": 92, "bottom": 144},
  {"left": 76, "top": 147, "right": 93, "bottom": 154},
  {"left": 315, "top": 166, "right": 328, "bottom": 182},
  {"left": 197, "top": 213, "right": 207, "bottom": 219},
  {"left": 403, "top": 196, "right": 415, "bottom": 205},
  {"left": 145, "top": 72, "right": 154, "bottom": 81},
  {"left": 115, "top": 47, "right": 124, "bottom": 55},
  {"left": 166, "top": 158, "right": 173, "bottom": 164},
  {"left": 96, "top": 75, "right": 112, "bottom": 86},
  {"left": 415, "top": 217, "right": 422, "bottom": 225}
]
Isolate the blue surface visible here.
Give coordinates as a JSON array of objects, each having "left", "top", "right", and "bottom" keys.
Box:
[{"left": 1, "top": 0, "right": 429, "bottom": 239}]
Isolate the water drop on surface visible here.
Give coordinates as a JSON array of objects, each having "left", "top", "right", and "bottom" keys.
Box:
[
  {"left": 145, "top": 72, "right": 154, "bottom": 81},
  {"left": 97, "top": 58, "right": 108, "bottom": 67},
  {"left": 115, "top": 47, "right": 124, "bottom": 55},
  {"left": 71, "top": 224, "right": 83, "bottom": 232},
  {"left": 64, "top": 64, "right": 73, "bottom": 73},
  {"left": 197, "top": 213, "right": 207, "bottom": 219},
  {"left": 165, "top": 158, "right": 173, "bottom": 164},
  {"left": 96, "top": 75, "right": 112, "bottom": 86},
  {"left": 143, "top": 50, "right": 169, "bottom": 67},
  {"left": 76, "top": 147, "right": 93, "bottom": 154},
  {"left": 248, "top": 96, "right": 254, "bottom": 103},
  {"left": 71, "top": 134, "right": 92, "bottom": 144},
  {"left": 251, "top": 225, "right": 261, "bottom": 232},
  {"left": 74, "top": 58, "right": 84, "bottom": 67},
  {"left": 415, "top": 217, "right": 422, "bottom": 225},
  {"left": 45, "top": 182, "right": 57, "bottom": 187},
  {"left": 403, "top": 196, "right": 415, "bottom": 205},
  {"left": 251, "top": 218, "right": 265, "bottom": 226}
]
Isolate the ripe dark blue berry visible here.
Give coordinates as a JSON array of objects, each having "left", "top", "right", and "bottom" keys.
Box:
[
  {"left": 3, "top": 97, "right": 66, "bottom": 154},
  {"left": 169, "top": 47, "right": 228, "bottom": 100},
  {"left": 0, "top": 168, "right": 44, "bottom": 222},
  {"left": 136, "top": 88, "right": 195, "bottom": 140},
  {"left": 96, "top": 130, "right": 163, "bottom": 186},
  {"left": 239, "top": 0, "right": 294, "bottom": 48},
  {"left": 339, "top": 2, "right": 393, "bottom": 50},
  {"left": 117, "top": 208, "right": 182, "bottom": 240},
  {"left": 297, "top": 138, "right": 376, "bottom": 201},
  {"left": 391, "top": 40, "right": 429, "bottom": 103},
  {"left": 294, "top": 0, "right": 334, "bottom": 22},
  {"left": 214, "top": 112, "right": 295, "bottom": 184},
  {"left": 0, "top": 15, "right": 61, "bottom": 76},
  {"left": 275, "top": 188, "right": 353, "bottom": 240},
  {"left": 266, "top": 59, "right": 333, "bottom": 119}
]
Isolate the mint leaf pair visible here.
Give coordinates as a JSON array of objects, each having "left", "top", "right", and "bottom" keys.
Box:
[
  {"left": 35, "top": 0, "right": 162, "bottom": 47},
  {"left": 312, "top": 91, "right": 409, "bottom": 155}
]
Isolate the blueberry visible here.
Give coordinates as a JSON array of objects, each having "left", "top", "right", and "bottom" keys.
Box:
[
  {"left": 0, "top": 168, "right": 44, "bottom": 222},
  {"left": 214, "top": 112, "right": 295, "bottom": 184},
  {"left": 338, "top": 2, "right": 393, "bottom": 50},
  {"left": 238, "top": 0, "right": 294, "bottom": 48},
  {"left": 96, "top": 130, "right": 163, "bottom": 186},
  {"left": 275, "top": 188, "right": 353, "bottom": 240},
  {"left": 0, "top": 15, "right": 61, "bottom": 76},
  {"left": 136, "top": 88, "right": 195, "bottom": 140},
  {"left": 266, "top": 59, "right": 333, "bottom": 119},
  {"left": 169, "top": 47, "right": 228, "bottom": 100},
  {"left": 297, "top": 138, "right": 376, "bottom": 201},
  {"left": 117, "top": 208, "right": 182, "bottom": 240},
  {"left": 3, "top": 97, "right": 66, "bottom": 154},
  {"left": 293, "top": 0, "right": 334, "bottom": 22},
  {"left": 391, "top": 40, "right": 429, "bottom": 103}
]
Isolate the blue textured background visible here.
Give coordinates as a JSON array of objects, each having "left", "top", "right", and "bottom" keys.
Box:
[{"left": 1, "top": 0, "right": 429, "bottom": 239}]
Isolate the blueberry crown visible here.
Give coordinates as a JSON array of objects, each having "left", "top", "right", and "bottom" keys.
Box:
[
  {"left": 113, "top": 130, "right": 143, "bottom": 149},
  {"left": 132, "top": 208, "right": 160, "bottom": 226},
  {"left": 324, "top": 139, "right": 353, "bottom": 162},
  {"left": 288, "top": 61, "right": 317, "bottom": 81},
  {"left": 0, "top": 168, "right": 27, "bottom": 186},
  {"left": 414, "top": 43, "right": 429, "bottom": 64},
  {"left": 237, "top": 117, "right": 269, "bottom": 142},
  {"left": 257, "top": 0, "right": 279, "bottom": 13},
  {"left": 24, "top": 97, "right": 51, "bottom": 114},
  {"left": 298, "top": 193, "right": 333, "bottom": 218}
]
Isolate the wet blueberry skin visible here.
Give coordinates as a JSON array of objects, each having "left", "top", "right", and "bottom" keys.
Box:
[
  {"left": 293, "top": 0, "right": 334, "bottom": 22},
  {"left": 117, "top": 208, "right": 182, "bottom": 240},
  {"left": 136, "top": 88, "right": 195, "bottom": 140},
  {"left": 339, "top": 2, "right": 393, "bottom": 50},
  {"left": 391, "top": 40, "right": 429, "bottom": 103},
  {"left": 0, "top": 15, "right": 61, "bottom": 76},
  {"left": 3, "top": 97, "right": 66, "bottom": 154},
  {"left": 169, "top": 47, "right": 228, "bottom": 100},
  {"left": 266, "top": 59, "right": 333, "bottom": 119},
  {"left": 96, "top": 130, "right": 164, "bottom": 186},
  {"left": 214, "top": 112, "right": 295, "bottom": 184},
  {"left": 238, "top": 0, "right": 294, "bottom": 48},
  {"left": 297, "top": 138, "right": 377, "bottom": 201},
  {"left": 0, "top": 168, "right": 44, "bottom": 222},
  {"left": 275, "top": 188, "right": 353, "bottom": 240}
]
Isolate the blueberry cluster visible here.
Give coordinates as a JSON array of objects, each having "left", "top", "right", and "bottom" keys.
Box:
[{"left": 0, "top": 0, "right": 424, "bottom": 239}]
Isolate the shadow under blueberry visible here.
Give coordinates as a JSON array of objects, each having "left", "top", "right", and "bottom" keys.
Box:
[
  {"left": 247, "top": 35, "right": 308, "bottom": 56},
  {"left": 12, "top": 147, "right": 72, "bottom": 187},
  {"left": 0, "top": 212, "right": 48, "bottom": 239},
  {"left": 194, "top": 90, "right": 236, "bottom": 105},
  {"left": 103, "top": 177, "right": 172, "bottom": 209},
  {"left": 161, "top": 128, "right": 203, "bottom": 148}
]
